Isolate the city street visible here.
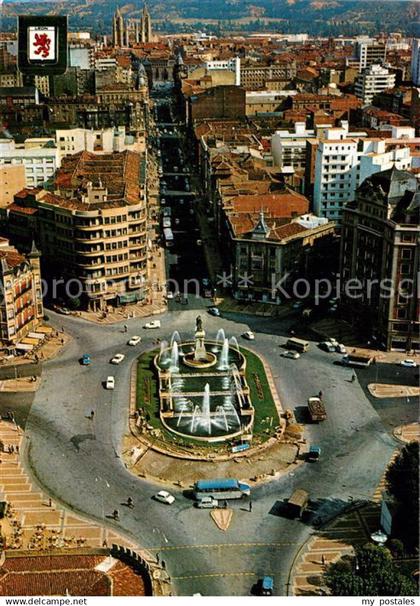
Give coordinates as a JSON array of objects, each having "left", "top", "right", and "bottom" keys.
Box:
[{"left": 17, "top": 87, "right": 409, "bottom": 597}]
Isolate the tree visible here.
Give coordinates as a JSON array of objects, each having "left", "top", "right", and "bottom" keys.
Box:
[
  {"left": 386, "top": 441, "right": 419, "bottom": 549},
  {"left": 324, "top": 544, "right": 418, "bottom": 596}
]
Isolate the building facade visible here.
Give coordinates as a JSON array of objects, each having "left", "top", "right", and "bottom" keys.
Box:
[
  {"left": 0, "top": 165, "right": 26, "bottom": 208},
  {"left": 411, "top": 38, "right": 420, "bottom": 86},
  {"left": 354, "top": 64, "right": 396, "bottom": 106},
  {"left": 340, "top": 168, "right": 419, "bottom": 352},
  {"left": 3, "top": 151, "right": 149, "bottom": 311},
  {"left": 0, "top": 138, "right": 58, "bottom": 188},
  {"left": 0, "top": 239, "right": 43, "bottom": 349}
]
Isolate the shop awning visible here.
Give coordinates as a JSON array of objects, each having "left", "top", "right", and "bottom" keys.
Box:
[
  {"left": 15, "top": 343, "right": 33, "bottom": 351},
  {"left": 37, "top": 326, "right": 53, "bottom": 334},
  {"left": 21, "top": 337, "right": 39, "bottom": 346},
  {"left": 117, "top": 289, "right": 145, "bottom": 304},
  {"left": 28, "top": 332, "right": 46, "bottom": 340}
]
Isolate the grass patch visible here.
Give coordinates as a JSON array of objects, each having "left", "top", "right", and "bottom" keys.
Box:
[
  {"left": 241, "top": 347, "right": 279, "bottom": 439},
  {"left": 135, "top": 346, "right": 279, "bottom": 450}
]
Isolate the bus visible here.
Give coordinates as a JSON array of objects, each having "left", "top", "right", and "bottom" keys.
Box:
[
  {"left": 193, "top": 478, "right": 251, "bottom": 501},
  {"left": 286, "top": 337, "right": 310, "bottom": 353}
]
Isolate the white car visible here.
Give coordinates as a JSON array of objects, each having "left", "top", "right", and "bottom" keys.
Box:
[
  {"left": 319, "top": 341, "right": 337, "bottom": 353},
  {"left": 128, "top": 336, "right": 141, "bottom": 346},
  {"left": 111, "top": 354, "right": 125, "bottom": 365},
  {"left": 281, "top": 350, "right": 300, "bottom": 359},
  {"left": 105, "top": 376, "right": 115, "bottom": 390},
  {"left": 166, "top": 291, "right": 175, "bottom": 299},
  {"left": 154, "top": 490, "right": 175, "bottom": 505},
  {"left": 144, "top": 320, "right": 161, "bottom": 329},
  {"left": 196, "top": 496, "right": 219, "bottom": 509},
  {"left": 400, "top": 359, "right": 417, "bottom": 368},
  {"left": 242, "top": 331, "right": 255, "bottom": 341},
  {"left": 336, "top": 344, "right": 347, "bottom": 354}
]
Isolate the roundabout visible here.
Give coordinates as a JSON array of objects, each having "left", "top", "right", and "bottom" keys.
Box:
[{"left": 20, "top": 308, "right": 398, "bottom": 597}]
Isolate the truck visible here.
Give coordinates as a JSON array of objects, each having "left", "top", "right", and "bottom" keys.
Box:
[
  {"left": 288, "top": 488, "right": 309, "bottom": 518},
  {"left": 307, "top": 396, "right": 327, "bottom": 422},
  {"left": 342, "top": 353, "right": 372, "bottom": 368},
  {"left": 286, "top": 337, "right": 309, "bottom": 353}
]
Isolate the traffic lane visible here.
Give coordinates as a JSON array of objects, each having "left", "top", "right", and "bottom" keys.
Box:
[{"left": 356, "top": 362, "right": 419, "bottom": 430}]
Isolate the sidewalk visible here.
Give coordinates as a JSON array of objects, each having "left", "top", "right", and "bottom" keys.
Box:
[{"left": 0, "top": 419, "right": 171, "bottom": 595}]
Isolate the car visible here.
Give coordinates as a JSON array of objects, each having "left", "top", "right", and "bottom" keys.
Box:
[
  {"left": 208, "top": 307, "right": 220, "bottom": 317},
  {"left": 196, "top": 496, "right": 219, "bottom": 509},
  {"left": 81, "top": 353, "right": 91, "bottom": 365},
  {"left": 111, "top": 354, "right": 125, "bottom": 365},
  {"left": 281, "top": 350, "right": 300, "bottom": 359},
  {"left": 154, "top": 490, "right": 175, "bottom": 505},
  {"left": 57, "top": 306, "right": 71, "bottom": 315},
  {"left": 258, "top": 576, "right": 274, "bottom": 596},
  {"left": 319, "top": 341, "right": 336, "bottom": 353},
  {"left": 144, "top": 320, "right": 161, "bottom": 329},
  {"left": 105, "top": 376, "right": 115, "bottom": 390},
  {"left": 336, "top": 343, "right": 347, "bottom": 354},
  {"left": 166, "top": 291, "right": 175, "bottom": 299},
  {"left": 128, "top": 336, "right": 141, "bottom": 346},
  {"left": 400, "top": 359, "right": 417, "bottom": 368},
  {"left": 242, "top": 331, "right": 255, "bottom": 340}
]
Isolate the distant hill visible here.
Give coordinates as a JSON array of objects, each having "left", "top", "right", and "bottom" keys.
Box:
[{"left": 1, "top": 0, "right": 419, "bottom": 36}]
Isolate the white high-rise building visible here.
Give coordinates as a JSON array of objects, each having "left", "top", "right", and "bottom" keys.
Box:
[
  {"left": 354, "top": 64, "right": 396, "bottom": 106},
  {"left": 313, "top": 124, "right": 415, "bottom": 223},
  {"left": 356, "top": 40, "right": 386, "bottom": 70},
  {"left": 271, "top": 122, "right": 316, "bottom": 172},
  {"left": 0, "top": 138, "right": 58, "bottom": 187},
  {"left": 411, "top": 38, "right": 420, "bottom": 86}
]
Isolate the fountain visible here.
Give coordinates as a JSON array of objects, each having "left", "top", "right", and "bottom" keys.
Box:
[
  {"left": 212, "top": 328, "right": 226, "bottom": 352},
  {"left": 201, "top": 383, "right": 211, "bottom": 434},
  {"left": 229, "top": 336, "right": 240, "bottom": 352},
  {"left": 154, "top": 315, "right": 255, "bottom": 442},
  {"left": 159, "top": 340, "right": 169, "bottom": 365},
  {"left": 169, "top": 341, "right": 179, "bottom": 372},
  {"left": 218, "top": 338, "right": 230, "bottom": 371}
]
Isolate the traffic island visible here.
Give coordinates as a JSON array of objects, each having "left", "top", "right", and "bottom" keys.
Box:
[{"left": 122, "top": 323, "right": 304, "bottom": 487}]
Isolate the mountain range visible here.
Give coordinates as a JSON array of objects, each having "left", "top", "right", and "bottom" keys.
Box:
[{"left": 1, "top": 0, "right": 419, "bottom": 36}]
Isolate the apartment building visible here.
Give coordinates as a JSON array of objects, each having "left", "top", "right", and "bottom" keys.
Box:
[
  {"left": 356, "top": 40, "right": 387, "bottom": 70},
  {"left": 0, "top": 238, "right": 44, "bottom": 349},
  {"left": 0, "top": 138, "right": 58, "bottom": 188},
  {"left": 55, "top": 126, "right": 140, "bottom": 163},
  {"left": 411, "top": 38, "right": 420, "bottom": 86},
  {"left": 354, "top": 64, "right": 396, "bottom": 106},
  {"left": 340, "top": 168, "right": 419, "bottom": 351},
  {"left": 313, "top": 123, "right": 415, "bottom": 222},
  {"left": 271, "top": 123, "right": 316, "bottom": 173},
  {"left": 0, "top": 165, "right": 26, "bottom": 207},
  {"left": 239, "top": 62, "right": 296, "bottom": 90},
  {"left": 205, "top": 57, "right": 240, "bottom": 85},
  {"left": 3, "top": 151, "right": 149, "bottom": 311}
]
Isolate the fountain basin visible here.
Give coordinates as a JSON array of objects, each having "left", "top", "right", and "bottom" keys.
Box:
[{"left": 183, "top": 351, "right": 217, "bottom": 369}]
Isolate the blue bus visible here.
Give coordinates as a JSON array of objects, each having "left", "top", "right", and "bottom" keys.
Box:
[{"left": 193, "top": 478, "right": 251, "bottom": 501}]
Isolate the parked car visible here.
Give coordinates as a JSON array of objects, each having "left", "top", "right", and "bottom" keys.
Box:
[
  {"left": 319, "top": 341, "right": 337, "bottom": 353},
  {"left": 208, "top": 307, "right": 220, "bottom": 317},
  {"left": 336, "top": 343, "right": 347, "bottom": 354},
  {"left": 281, "top": 350, "right": 300, "bottom": 359},
  {"left": 81, "top": 353, "right": 91, "bottom": 365},
  {"left": 166, "top": 291, "right": 175, "bottom": 299},
  {"left": 242, "top": 331, "right": 255, "bottom": 341},
  {"left": 128, "top": 336, "right": 141, "bottom": 346},
  {"left": 57, "top": 306, "right": 71, "bottom": 315},
  {"left": 111, "top": 354, "right": 125, "bottom": 365},
  {"left": 144, "top": 320, "right": 161, "bottom": 329},
  {"left": 400, "top": 359, "right": 417, "bottom": 368},
  {"left": 196, "top": 496, "right": 219, "bottom": 509},
  {"left": 154, "top": 490, "right": 175, "bottom": 505},
  {"left": 258, "top": 576, "right": 274, "bottom": 596},
  {"left": 105, "top": 376, "right": 115, "bottom": 390}
]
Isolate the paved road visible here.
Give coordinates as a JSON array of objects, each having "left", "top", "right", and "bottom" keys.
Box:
[
  {"left": 20, "top": 89, "right": 402, "bottom": 597},
  {"left": 23, "top": 307, "right": 397, "bottom": 596}
]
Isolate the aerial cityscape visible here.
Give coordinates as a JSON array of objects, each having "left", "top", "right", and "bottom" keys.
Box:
[{"left": 0, "top": 0, "right": 419, "bottom": 600}]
